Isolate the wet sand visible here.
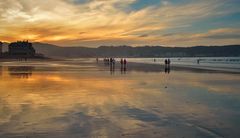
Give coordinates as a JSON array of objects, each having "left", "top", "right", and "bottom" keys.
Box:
[{"left": 0, "top": 59, "right": 240, "bottom": 138}]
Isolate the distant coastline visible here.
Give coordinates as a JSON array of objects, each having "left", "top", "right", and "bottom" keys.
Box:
[
  {"left": 1, "top": 41, "right": 240, "bottom": 58},
  {"left": 31, "top": 43, "right": 240, "bottom": 58}
]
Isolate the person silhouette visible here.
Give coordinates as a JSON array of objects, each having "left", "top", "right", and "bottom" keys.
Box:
[
  {"left": 168, "top": 59, "right": 171, "bottom": 66},
  {"left": 197, "top": 59, "right": 200, "bottom": 64},
  {"left": 96, "top": 57, "right": 99, "bottom": 63},
  {"left": 120, "top": 58, "right": 123, "bottom": 66},
  {"left": 120, "top": 59, "right": 127, "bottom": 74},
  {"left": 124, "top": 59, "right": 127, "bottom": 66},
  {"left": 165, "top": 59, "right": 168, "bottom": 67}
]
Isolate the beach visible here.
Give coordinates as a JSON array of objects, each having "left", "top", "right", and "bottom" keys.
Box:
[{"left": 0, "top": 59, "right": 240, "bottom": 138}]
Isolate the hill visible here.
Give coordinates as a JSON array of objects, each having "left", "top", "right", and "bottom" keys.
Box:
[
  {"left": 33, "top": 43, "right": 240, "bottom": 58},
  {"left": 2, "top": 42, "right": 240, "bottom": 58}
]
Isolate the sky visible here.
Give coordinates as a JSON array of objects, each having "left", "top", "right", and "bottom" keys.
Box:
[{"left": 0, "top": 0, "right": 240, "bottom": 47}]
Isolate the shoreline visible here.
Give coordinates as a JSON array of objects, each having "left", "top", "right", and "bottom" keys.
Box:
[
  {"left": 98, "top": 60, "right": 240, "bottom": 74},
  {"left": 132, "top": 62, "right": 240, "bottom": 74},
  {"left": 130, "top": 61, "right": 240, "bottom": 73},
  {"left": 0, "top": 58, "right": 239, "bottom": 74}
]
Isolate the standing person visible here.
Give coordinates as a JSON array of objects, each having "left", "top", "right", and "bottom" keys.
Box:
[
  {"left": 110, "top": 58, "right": 112, "bottom": 65},
  {"left": 107, "top": 58, "right": 110, "bottom": 65},
  {"left": 168, "top": 59, "right": 171, "bottom": 66},
  {"left": 123, "top": 59, "right": 127, "bottom": 73},
  {"left": 124, "top": 59, "right": 127, "bottom": 66},
  {"left": 113, "top": 58, "right": 115, "bottom": 68},
  {"left": 120, "top": 58, "right": 123, "bottom": 65},
  {"left": 167, "top": 59, "right": 171, "bottom": 74},
  {"left": 165, "top": 59, "right": 168, "bottom": 66},
  {"left": 120, "top": 58, "right": 123, "bottom": 74},
  {"left": 112, "top": 58, "right": 115, "bottom": 65},
  {"left": 104, "top": 58, "right": 107, "bottom": 65}
]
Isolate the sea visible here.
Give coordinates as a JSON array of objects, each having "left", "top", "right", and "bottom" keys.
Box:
[{"left": 124, "top": 57, "right": 240, "bottom": 72}]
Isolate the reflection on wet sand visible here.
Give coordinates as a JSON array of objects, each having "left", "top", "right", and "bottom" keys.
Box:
[
  {"left": 165, "top": 66, "right": 171, "bottom": 74},
  {"left": 0, "top": 60, "right": 240, "bottom": 138},
  {"left": 8, "top": 66, "right": 34, "bottom": 78},
  {"left": 0, "top": 66, "right": 2, "bottom": 76},
  {"left": 120, "top": 65, "right": 127, "bottom": 74}
]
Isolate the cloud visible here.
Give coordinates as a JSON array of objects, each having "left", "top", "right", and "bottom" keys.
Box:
[
  {"left": 197, "top": 28, "right": 240, "bottom": 39},
  {"left": 147, "top": 28, "right": 240, "bottom": 46},
  {"left": 139, "top": 34, "right": 149, "bottom": 37},
  {"left": 0, "top": 0, "right": 239, "bottom": 46}
]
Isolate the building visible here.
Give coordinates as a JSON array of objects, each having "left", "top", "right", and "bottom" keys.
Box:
[
  {"left": 0, "top": 41, "right": 2, "bottom": 56},
  {"left": 8, "top": 41, "right": 35, "bottom": 56}
]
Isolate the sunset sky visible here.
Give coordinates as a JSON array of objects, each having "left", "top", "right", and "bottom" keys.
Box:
[{"left": 0, "top": 0, "right": 240, "bottom": 47}]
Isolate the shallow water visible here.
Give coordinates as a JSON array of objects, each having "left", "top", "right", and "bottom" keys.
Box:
[
  {"left": 126, "top": 57, "right": 240, "bottom": 72},
  {"left": 0, "top": 59, "right": 240, "bottom": 138}
]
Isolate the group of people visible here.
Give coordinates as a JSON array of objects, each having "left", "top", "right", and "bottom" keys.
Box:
[
  {"left": 102, "top": 58, "right": 128, "bottom": 74},
  {"left": 103, "top": 58, "right": 116, "bottom": 65},
  {"left": 101, "top": 57, "right": 172, "bottom": 74},
  {"left": 120, "top": 58, "right": 127, "bottom": 66},
  {"left": 103, "top": 58, "right": 127, "bottom": 66},
  {"left": 120, "top": 58, "right": 127, "bottom": 74},
  {"left": 164, "top": 59, "right": 171, "bottom": 66},
  {"left": 164, "top": 58, "right": 171, "bottom": 74}
]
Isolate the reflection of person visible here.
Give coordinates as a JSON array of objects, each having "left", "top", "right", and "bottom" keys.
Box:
[
  {"left": 165, "top": 66, "right": 170, "bottom": 74},
  {"left": 0, "top": 66, "right": 2, "bottom": 76},
  {"left": 109, "top": 58, "right": 115, "bottom": 75},
  {"left": 8, "top": 66, "right": 34, "bottom": 78},
  {"left": 110, "top": 61, "right": 115, "bottom": 75}
]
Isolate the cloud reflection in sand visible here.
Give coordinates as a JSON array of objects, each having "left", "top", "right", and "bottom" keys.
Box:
[{"left": 0, "top": 62, "right": 240, "bottom": 137}]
